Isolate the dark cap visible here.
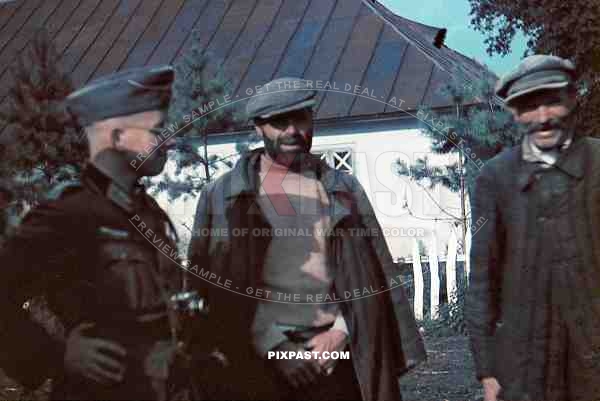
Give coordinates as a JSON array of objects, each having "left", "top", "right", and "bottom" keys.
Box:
[
  {"left": 66, "top": 65, "right": 174, "bottom": 126},
  {"left": 495, "top": 55, "right": 576, "bottom": 105},
  {"left": 246, "top": 77, "right": 316, "bottom": 120}
]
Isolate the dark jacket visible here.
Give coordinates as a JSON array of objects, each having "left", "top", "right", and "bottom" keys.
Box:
[
  {"left": 187, "top": 149, "right": 426, "bottom": 401},
  {"left": 466, "top": 136, "right": 600, "bottom": 398},
  {"left": 0, "top": 164, "right": 182, "bottom": 400}
]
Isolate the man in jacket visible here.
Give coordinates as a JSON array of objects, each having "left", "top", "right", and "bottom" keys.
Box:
[
  {"left": 187, "top": 77, "right": 425, "bottom": 400},
  {"left": 466, "top": 55, "right": 600, "bottom": 401},
  {"left": 0, "top": 66, "right": 188, "bottom": 400}
]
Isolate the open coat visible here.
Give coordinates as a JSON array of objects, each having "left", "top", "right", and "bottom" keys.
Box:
[{"left": 187, "top": 149, "right": 425, "bottom": 401}]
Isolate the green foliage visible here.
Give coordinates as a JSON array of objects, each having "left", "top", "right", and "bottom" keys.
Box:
[
  {"left": 0, "top": 29, "right": 87, "bottom": 214},
  {"left": 396, "top": 76, "right": 521, "bottom": 195},
  {"left": 469, "top": 0, "right": 600, "bottom": 135},
  {"left": 420, "top": 280, "right": 468, "bottom": 338},
  {"left": 152, "top": 31, "right": 245, "bottom": 202}
]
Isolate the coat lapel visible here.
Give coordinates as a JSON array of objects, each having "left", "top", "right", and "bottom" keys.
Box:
[{"left": 582, "top": 138, "right": 600, "bottom": 270}]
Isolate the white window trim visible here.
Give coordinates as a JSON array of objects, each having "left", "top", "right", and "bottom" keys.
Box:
[{"left": 312, "top": 144, "right": 355, "bottom": 174}]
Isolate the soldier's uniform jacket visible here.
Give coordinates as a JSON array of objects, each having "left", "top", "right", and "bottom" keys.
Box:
[{"left": 0, "top": 163, "right": 182, "bottom": 399}]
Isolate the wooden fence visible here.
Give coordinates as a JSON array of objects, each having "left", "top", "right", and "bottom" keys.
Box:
[{"left": 387, "top": 231, "right": 470, "bottom": 321}]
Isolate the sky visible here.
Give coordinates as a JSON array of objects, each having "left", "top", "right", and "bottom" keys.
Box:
[{"left": 379, "top": 0, "right": 529, "bottom": 76}]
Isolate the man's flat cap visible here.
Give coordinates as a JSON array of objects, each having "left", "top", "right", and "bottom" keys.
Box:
[
  {"left": 66, "top": 65, "right": 174, "bottom": 126},
  {"left": 246, "top": 77, "right": 316, "bottom": 120},
  {"left": 495, "top": 55, "right": 576, "bottom": 104}
]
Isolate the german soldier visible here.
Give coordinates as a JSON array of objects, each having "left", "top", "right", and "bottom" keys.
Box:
[{"left": 0, "top": 66, "right": 189, "bottom": 400}]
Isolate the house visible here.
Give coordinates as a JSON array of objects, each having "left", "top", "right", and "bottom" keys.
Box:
[{"left": 0, "top": 0, "right": 496, "bottom": 258}]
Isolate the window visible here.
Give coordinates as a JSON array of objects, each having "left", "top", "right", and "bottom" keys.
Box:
[{"left": 314, "top": 149, "right": 353, "bottom": 174}]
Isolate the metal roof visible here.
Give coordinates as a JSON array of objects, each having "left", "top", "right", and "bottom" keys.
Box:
[{"left": 0, "top": 0, "right": 496, "bottom": 126}]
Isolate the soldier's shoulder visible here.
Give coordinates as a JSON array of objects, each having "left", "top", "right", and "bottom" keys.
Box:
[
  {"left": 16, "top": 181, "right": 91, "bottom": 236},
  {"left": 45, "top": 179, "right": 84, "bottom": 202},
  {"left": 39, "top": 179, "right": 93, "bottom": 218}
]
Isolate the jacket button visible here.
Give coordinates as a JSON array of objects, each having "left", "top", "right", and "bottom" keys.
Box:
[{"left": 537, "top": 216, "right": 547, "bottom": 223}]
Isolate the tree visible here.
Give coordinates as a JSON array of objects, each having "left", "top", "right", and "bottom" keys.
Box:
[
  {"left": 155, "top": 31, "right": 246, "bottom": 202},
  {"left": 469, "top": 0, "right": 600, "bottom": 135},
  {"left": 0, "top": 30, "right": 87, "bottom": 215},
  {"left": 396, "top": 75, "right": 521, "bottom": 251}
]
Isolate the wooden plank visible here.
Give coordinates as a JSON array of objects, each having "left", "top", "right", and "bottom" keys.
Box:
[
  {"left": 317, "top": 9, "right": 383, "bottom": 119},
  {"left": 350, "top": 25, "right": 408, "bottom": 116},
  {"left": 60, "top": 0, "right": 120, "bottom": 75},
  {"left": 43, "top": 0, "right": 83, "bottom": 38},
  {"left": 234, "top": 0, "right": 310, "bottom": 99},
  {"left": 171, "top": 0, "right": 233, "bottom": 63},
  {"left": 446, "top": 228, "right": 458, "bottom": 308},
  {"left": 384, "top": 44, "right": 434, "bottom": 112},
  {"left": 0, "top": 0, "right": 64, "bottom": 100},
  {"left": 303, "top": 0, "right": 362, "bottom": 116},
  {"left": 0, "top": 0, "right": 43, "bottom": 55},
  {"left": 273, "top": 0, "right": 336, "bottom": 78},
  {"left": 53, "top": 0, "right": 102, "bottom": 56},
  {"left": 0, "top": 0, "right": 100, "bottom": 104},
  {"left": 90, "top": 0, "right": 163, "bottom": 80},
  {"left": 120, "top": 0, "right": 186, "bottom": 69},
  {"left": 429, "top": 230, "right": 440, "bottom": 320},
  {"left": 70, "top": 0, "right": 143, "bottom": 86},
  {"left": 0, "top": 1, "right": 23, "bottom": 32},
  {"left": 201, "top": 0, "right": 258, "bottom": 77},
  {"left": 145, "top": 0, "right": 209, "bottom": 66},
  {"left": 224, "top": 0, "right": 283, "bottom": 94},
  {"left": 0, "top": 0, "right": 58, "bottom": 77},
  {"left": 412, "top": 237, "right": 424, "bottom": 321},
  {"left": 0, "top": 0, "right": 82, "bottom": 103}
]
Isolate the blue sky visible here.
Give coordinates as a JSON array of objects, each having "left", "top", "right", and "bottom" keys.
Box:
[{"left": 379, "top": 0, "right": 529, "bottom": 76}]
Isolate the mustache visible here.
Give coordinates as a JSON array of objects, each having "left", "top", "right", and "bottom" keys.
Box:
[
  {"left": 525, "top": 118, "right": 566, "bottom": 134},
  {"left": 278, "top": 135, "right": 306, "bottom": 146}
]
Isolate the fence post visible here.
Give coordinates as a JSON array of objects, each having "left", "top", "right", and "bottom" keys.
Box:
[
  {"left": 429, "top": 231, "right": 440, "bottom": 320},
  {"left": 412, "top": 238, "right": 424, "bottom": 321},
  {"left": 465, "top": 222, "right": 472, "bottom": 282},
  {"left": 446, "top": 229, "right": 458, "bottom": 312}
]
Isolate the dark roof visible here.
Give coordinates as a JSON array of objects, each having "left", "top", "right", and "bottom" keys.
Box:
[{"left": 0, "top": 0, "right": 496, "bottom": 126}]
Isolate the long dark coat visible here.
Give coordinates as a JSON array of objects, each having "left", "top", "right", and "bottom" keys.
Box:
[
  {"left": 0, "top": 164, "right": 183, "bottom": 400},
  {"left": 466, "top": 136, "right": 600, "bottom": 400},
  {"left": 187, "top": 149, "right": 426, "bottom": 401}
]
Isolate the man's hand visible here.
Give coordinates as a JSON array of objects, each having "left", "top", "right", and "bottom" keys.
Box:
[
  {"left": 305, "top": 329, "right": 348, "bottom": 373},
  {"left": 271, "top": 340, "right": 323, "bottom": 388},
  {"left": 64, "top": 322, "right": 127, "bottom": 385},
  {"left": 482, "top": 377, "right": 502, "bottom": 401}
]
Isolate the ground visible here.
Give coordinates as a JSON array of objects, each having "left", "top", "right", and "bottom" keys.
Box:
[
  {"left": 400, "top": 334, "right": 482, "bottom": 401},
  {"left": 0, "top": 334, "right": 481, "bottom": 401}
]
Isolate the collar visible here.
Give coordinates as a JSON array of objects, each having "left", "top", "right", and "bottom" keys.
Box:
[
  {"left": 225, "top": 148, "right": 354, "bottom": 199},
  {"left": 82, "top": 163, "right": 145, "bottom": 213},
  {"left": 225, "top": 149, "right": 357, "bottom": 221},
  {"left": 521, "top": 128, "right": 575, "bottom": 165},
  {"left": 517, "top": 136, "right": 585, "bottom": 191}
]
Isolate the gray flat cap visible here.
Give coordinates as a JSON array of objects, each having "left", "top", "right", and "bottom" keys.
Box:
[
  {"left": 66, "top": 65, "right": 174, "bottom": 126},
  {"left": 246, "top": 77, "right": 316, "bottom": 120},
  {"left": 495, "top": 55, "right": 576, "bottom": 104}
]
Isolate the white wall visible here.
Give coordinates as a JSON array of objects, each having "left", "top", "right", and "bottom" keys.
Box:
[
  {"left": 311, "top": 128, "right": 461, "bottom": 259},
  {"left": 156, "top": 126, "right": 462, "bottom": 260}
]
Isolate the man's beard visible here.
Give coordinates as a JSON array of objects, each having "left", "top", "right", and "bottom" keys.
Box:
[{"left": 263, "top": 133, "right": 312, "bottom": 167}]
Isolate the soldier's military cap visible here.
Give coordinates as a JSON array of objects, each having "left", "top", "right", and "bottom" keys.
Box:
[
  {"left": 65, "top": 65, "right": 174, "bottom": 127},
  {"left": 495, "top": 55, "right": 576, "bottom": 105},
  {"left": 246, "top": 77, "right": 316, "bottom": 120}
]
